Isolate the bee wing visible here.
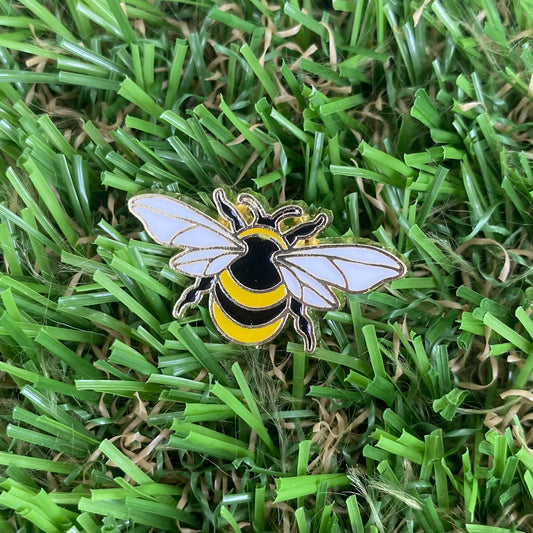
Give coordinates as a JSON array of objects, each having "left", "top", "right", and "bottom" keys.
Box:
[
  {"left": 129, "top": 193, "right": 245, "bottom": 276},
  {"left": 276, "top": 244, "right": 406, "bottom": 310},
  {"left": 169, "top": 248, "right": 243, "bottom": 277}
]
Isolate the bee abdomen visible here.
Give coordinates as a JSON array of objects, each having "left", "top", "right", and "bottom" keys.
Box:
[
  {"left": 214, "top": 284, "right": 286, "bottom": 325},
  {"left": 211, "top": 280, "right": 288, "bottom": 346},
  {"left": 218, "top": 270, "right": 286, "bottom": 310}
]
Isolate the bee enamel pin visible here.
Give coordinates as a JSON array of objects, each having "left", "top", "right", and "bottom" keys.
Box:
[{"left": 129, "top": 189, "right": 407, "bottom": 353}]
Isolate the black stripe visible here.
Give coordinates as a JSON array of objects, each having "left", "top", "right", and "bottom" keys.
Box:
[
  {"left": 229, "top": 236, "right": 281, "bottom": 290},
  {"left": 215, "top": 284, "right": 286, "bottom": 326}
]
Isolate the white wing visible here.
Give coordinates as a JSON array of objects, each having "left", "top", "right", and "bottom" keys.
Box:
[
  {"left": 276, "top": 244, "right": 406, "bottom": 310},
  {"left": 129, "top": 194, "right": 245, "bottom": 277},
  {"left": 169, "top": 248, "right": 242, "bottom": 277}
]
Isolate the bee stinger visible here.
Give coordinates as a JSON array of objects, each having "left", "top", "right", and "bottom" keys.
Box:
[{"left": 128, "top": 188, "right": 407, "bottom": 353}]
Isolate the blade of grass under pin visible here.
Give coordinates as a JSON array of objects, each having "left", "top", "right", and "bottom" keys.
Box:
[{"left": 211, "top": 380, "right": 276, "bottom": 454}]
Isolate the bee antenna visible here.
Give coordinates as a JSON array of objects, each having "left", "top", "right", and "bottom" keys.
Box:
[
  {"left": 237, "top": 193, "right": 268, "bottom": 223},
  {"left": 272, "top": 205, "right": 304, "bottom": 230},
  {"left": 273, "top": 205, "right": 304, "bottom": 221},
  {"left": 283, "top": 212, "right": 329, "bottom": 245},
  {"left": 239, "top": 193, "right": 305, "bottom": 229}
]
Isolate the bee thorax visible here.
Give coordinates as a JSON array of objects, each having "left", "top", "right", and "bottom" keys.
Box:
[{"left": 229, "top": 235, "right": 282, "bottom": 290}]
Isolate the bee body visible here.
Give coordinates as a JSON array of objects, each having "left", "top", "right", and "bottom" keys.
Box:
[{"left": 212, "top": 227, "right": 289, "bottom": 345}]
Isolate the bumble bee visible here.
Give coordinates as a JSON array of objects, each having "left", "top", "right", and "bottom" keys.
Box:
[{"left": 128, "top": 188, "right": 406, "bottom": 353}]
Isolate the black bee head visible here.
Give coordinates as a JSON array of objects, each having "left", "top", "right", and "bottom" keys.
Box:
[{"left": 237, "top": 192, "right": 304, "bottom": 230}]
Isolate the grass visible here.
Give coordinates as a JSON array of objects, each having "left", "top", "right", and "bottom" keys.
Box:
[{"left": 0, "top": 0, "right": 532, "bottom": 531}]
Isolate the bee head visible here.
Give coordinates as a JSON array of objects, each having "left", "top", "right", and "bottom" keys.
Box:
[{"left": 237, "top": 192, "right": 304, "bottom": 230}]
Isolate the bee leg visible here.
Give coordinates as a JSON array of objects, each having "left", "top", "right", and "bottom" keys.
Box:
[
  {"left": 173, "top": 276, "right": 214, "bottom": 317},
  {"left": 213, "top": 189, "right": 246, "bottom": 231},
  {"left": 289, "top": 299, "right": 316, "bottom": 353}
]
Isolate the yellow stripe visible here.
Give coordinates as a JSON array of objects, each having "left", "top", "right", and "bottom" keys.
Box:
[
  {"left": 219, "top": 270, "right": 286, "bottom": 308},
  {"left": 212, "top": 301, "right": 285, "bottom": 344},
  {"left": 238, "top": 227, "right": 287, "bottom": 248}
]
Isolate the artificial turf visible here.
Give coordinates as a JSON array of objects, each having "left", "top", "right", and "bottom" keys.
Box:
[{"left": 0, "top": 0, "right": 532, "bottom": 531}]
